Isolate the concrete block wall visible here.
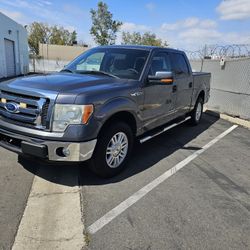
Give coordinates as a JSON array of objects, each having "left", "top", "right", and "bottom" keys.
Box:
[{"left": 190, "top": 58, "right": 250, "bottom": 120}]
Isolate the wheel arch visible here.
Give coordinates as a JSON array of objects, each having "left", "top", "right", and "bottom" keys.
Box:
[
  {"left": 197, "top": 90, "right": 205, "bottom": 102},
  {"left": 97, "top": 111, "right": 137, "bottom": 138}
]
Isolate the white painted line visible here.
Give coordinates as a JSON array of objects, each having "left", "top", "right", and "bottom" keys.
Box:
[{"left": 88, "top": 124, "right": 238, "bottom": 234}]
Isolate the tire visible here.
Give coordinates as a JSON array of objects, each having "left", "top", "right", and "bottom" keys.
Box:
[
  {"left": 88, "top": 122, "right": 134, "bottom": 178},
  {"left": 190, "top": 97, "right": 203, "bottom": 125}
]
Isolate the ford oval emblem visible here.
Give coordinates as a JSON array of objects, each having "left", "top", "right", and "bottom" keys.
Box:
[{"left": 4, "top": 102, "right": 20, "bottom": 113}]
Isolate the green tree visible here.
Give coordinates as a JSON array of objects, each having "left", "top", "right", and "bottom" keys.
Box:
[
  {"left": 90, "top": 1, "right": 122, "bottom": 45},
  {"left": 50, "top": 26, "right": 77, "bottom": 45},
  {"left": 28, "top": 22, "right": 51, "bottom": 55},
  {"left": 122, "top": 31, "right": 168, "bottom": 47},
  {"left": 28, "top": 22, "right": 77, "bottom": 55},
  {"left": 70, "top": 31, "right": 77, "bottom": 44}
]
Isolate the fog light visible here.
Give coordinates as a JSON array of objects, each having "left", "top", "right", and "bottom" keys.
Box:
[{"left": 62, "top": 148, "right": 70, "bottom": 157}]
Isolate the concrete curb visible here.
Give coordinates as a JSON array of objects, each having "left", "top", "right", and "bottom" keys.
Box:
[
  {"left": 12, "top": 166, "right": 86, "bottom": 250},
  {"left": 205, "top": 109, "right": 250, "bottom": 129}
]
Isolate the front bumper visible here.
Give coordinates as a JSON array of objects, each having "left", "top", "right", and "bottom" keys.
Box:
[{"left": 0, "top": 127, "right": 97, "bottom": 162}]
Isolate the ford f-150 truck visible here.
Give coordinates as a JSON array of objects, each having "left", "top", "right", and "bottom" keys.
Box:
[{"left": 0, "top": 45, "right": 210, "bottom": 177}]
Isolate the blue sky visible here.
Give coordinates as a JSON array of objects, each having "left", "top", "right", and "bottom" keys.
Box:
[{"left": 1, "top": 0, "right": 250, "bottom": 50}]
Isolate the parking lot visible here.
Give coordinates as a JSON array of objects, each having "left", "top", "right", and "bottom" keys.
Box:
[{"left": 1, "top": 113, "right": 250, "bottom": 250}]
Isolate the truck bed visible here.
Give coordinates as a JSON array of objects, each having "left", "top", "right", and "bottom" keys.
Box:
[{"left": 192, "top": 71, "right": 211, "bottom": 103}]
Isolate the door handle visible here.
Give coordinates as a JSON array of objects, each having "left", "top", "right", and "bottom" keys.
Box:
[
  {"left": 189, "top": 82, "right": 193, "bottom": 88},
  {"left": 173, "top": 85, "right": 177, "bottom": 93}
]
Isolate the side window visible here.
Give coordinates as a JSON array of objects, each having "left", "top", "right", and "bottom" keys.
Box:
[
  {"left": 149, "top": 52, "right": 172, "bottom": 76},
  {"left": 170, "top": 53, "right": 189, "bottom": 75}
]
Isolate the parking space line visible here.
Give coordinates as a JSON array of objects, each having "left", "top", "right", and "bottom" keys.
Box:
[{"left": 88, "top": 124, "right": 238, "bottom": 234}]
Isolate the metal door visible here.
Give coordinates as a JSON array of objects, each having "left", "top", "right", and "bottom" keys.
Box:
[
  {"left": 170, "top": 52, "right": 193, "bottom": 115},
  {"left": 4, "top": 39, "right": 16, "bottom": 77},
  {"left": 142, "top": 51, "right": 177, "bottom": 130}
]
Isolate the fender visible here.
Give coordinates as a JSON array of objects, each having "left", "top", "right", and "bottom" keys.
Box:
[
  {"left": 94, "top": 96, "right": 142, "bottom": 135},
  {"left": 191, "top": 82, "right": 207, "bottom": 108}
]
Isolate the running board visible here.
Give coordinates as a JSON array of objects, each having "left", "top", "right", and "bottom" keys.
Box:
[{"left": 140, "top": 116, "right": 191, "bottom": 143}]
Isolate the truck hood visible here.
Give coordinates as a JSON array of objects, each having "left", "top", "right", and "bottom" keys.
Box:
[{"left": 1, "top": 73, "right": 123, "bottom": 93}]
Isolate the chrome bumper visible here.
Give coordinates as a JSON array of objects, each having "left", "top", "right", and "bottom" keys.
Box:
[
  {"left": 0, "top": 126, "right": 97, "bottom": 162},
  {"left": 45, "top": 140, "right": 97, "bottom": 161}
]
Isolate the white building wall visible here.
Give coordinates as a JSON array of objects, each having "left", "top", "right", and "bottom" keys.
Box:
[{"left": 0, "top": 12, "right": 29, "bottom": 78}]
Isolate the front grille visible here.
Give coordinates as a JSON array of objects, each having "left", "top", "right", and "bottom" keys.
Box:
[
  {"left": 41, "top": 100, "right": 50, "bottom": 127},
  {"left": 0, "top": 90, "right": 50, "bottom": 130}
]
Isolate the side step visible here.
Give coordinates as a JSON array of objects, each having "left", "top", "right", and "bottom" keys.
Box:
[{"left": 140, "top": 116, "right": 191, "bottom": 143}]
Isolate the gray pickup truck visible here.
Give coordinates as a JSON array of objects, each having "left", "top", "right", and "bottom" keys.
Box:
[{"left": 0, "top": 45, "right": 210, "bottom": 177}]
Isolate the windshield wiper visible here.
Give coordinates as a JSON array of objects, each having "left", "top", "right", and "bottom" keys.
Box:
[
  {"left": 77, "top": 70, "right": 119, "bottom": 79},
  {"left": 60, "top": 68, "right": 74, "bottom": 73}
]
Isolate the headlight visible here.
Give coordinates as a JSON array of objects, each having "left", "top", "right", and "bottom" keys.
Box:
[{"left": 52, "top": 104, "right": 93, "bottom": 132}]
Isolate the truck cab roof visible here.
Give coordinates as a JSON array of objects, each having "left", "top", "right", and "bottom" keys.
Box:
[{"left": 96, "top": 45, "right": 184, "bottom": 54}]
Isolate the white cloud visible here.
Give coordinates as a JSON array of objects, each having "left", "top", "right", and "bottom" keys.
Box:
[
  {"left": 159, "top": 18, "right": 219, "bottom": 49},
  {"left": 217, "top": 0, "right": 250, "bottom": 20},
  {"left": 121, "top": 22, "right": 150, "bottom": 32},
  {"left": 161, "top": 27, "right": 250, "bottom": 50},
  {"left": 199, "top": 19, "right": 217, "bottom": 28},
  {"left": 221, "top": 32, "right": 250, "bottom": 44},
  {"left": 0, "top": 0, "right": 86, "bottom": 29},
  {"left": 157, "top": 16, "right": 250, "bottom": 50},
  {"left": 36, "top": 0, "right": 52, "bottom": 7},
  {"left": 122, "top": 18, "right": 219, "bottom": 49},
  {"left": 0, "top": 0, "right": 92, "bottom": 43},
  {"left": 145, "top": 2, "right": 155, "bottom": 11},
  {"left": 116, "top": 22, "right": 152, "bottom": 45},
  {"left": 161, "top": 22, "right": 180, "bottom": 31},
  {"left": 161, "top": 17, "right": 217, "bottom": 31},
  {"left": 0, "top": 9, "right": 28, "bottom": 24},
  {"left": 179, "top": 28, "right": 221, "bottom": 43},
  {"left": 183, "top": 17, "right": 200, "bottom": 28},
  {"left": 41, "top": 0, "right": 52, "bottom": 5},
  {"left": 117, "top": 17, "right": 250, "bottom": 50},
  {"left": 1, "top": 9, "right": 22, "bottom": 20},
  {"left": 64, "top": 25, "right": 76, "bottom": 32}
]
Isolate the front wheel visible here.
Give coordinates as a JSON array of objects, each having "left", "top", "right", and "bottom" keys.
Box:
[
  {"left": 88, "top": 122, "right": 134, "bottom": 178},
  {"left": 190, "top": 97, "right": 203, "bottom": 125}
]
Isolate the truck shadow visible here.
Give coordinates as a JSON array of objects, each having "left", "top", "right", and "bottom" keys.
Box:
[{"left": 20, "top": 114, "right": 219, "bottom": 187}]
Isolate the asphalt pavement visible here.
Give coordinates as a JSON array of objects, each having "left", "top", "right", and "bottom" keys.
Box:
[
  {"left": 79, "top": 115, "right": 250, "bottom": 250},
  {"left": 0, "top": 114, "right": 249, "bottom": 250},
  {"left": 0, "top": 149, "right": 35, "bottom": 250}
]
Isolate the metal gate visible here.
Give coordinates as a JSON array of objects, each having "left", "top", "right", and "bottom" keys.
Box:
[{"left": 4, "top": 39, "right": 16, "bottom": 77}]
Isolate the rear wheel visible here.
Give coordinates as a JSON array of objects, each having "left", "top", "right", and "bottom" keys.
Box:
[
  {"left": 88, "top": 122, "right": 134, "bottom": 178},
  {"left": 190, "top": 97, "right": 203, "bottom": 125}
]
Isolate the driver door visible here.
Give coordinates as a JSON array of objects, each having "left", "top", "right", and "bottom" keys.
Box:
[{"left": 141, "top": 51, "right": 177, "bottom": 130}]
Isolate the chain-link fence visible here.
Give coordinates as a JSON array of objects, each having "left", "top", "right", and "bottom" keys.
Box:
[{"left": 29, "top": 57, "right": 69, "bottom": 73}]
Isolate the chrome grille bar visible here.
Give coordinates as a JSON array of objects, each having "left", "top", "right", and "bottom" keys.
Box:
[
  {"left": 0, "top": 92, "right": 40, "bottom": 107},
  {"left": 0, "top": 90, "right": 49, "bottom": 129}
]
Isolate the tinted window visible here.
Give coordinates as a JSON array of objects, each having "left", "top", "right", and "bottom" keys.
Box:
[
  {"left": 76, "top": 52, "right": 105, "bottom": 71},
  {"left": 170, "top": 53, "right": 189, "bottom": 75},
  {"left": 149, "top": 52, "right": 172, "bottom": 76},
  {"left": 66, "top": 48, "right": 149, "bottom": 80}
]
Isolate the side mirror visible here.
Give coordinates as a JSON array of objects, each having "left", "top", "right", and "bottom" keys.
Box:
[{"left": 148, "top": 71, "right": 173, "bottom": 84}]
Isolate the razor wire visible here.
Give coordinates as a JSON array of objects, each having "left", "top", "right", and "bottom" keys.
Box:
[{"left": 183, "top": 44, "right": 250, "bottom": 60}]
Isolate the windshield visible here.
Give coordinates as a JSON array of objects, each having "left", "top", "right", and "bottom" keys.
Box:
[{"left": 64, "top": 48, "right": 149, "bottom": 80}]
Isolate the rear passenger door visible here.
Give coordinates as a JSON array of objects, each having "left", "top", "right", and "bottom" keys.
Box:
[{"left": 170, "top": 52, "right": 193, "bottom": 115}]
